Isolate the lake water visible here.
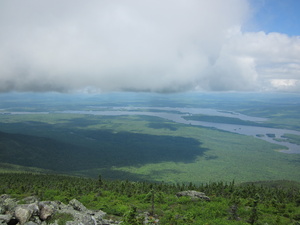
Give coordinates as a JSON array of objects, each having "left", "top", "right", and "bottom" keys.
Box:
[{"left": 57, "top": 107, "right": 300, "bottom": 154}]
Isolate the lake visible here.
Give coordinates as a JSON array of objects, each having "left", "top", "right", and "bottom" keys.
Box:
[{"left": 57, "top": 107, "right": 300, "bottom": 154}]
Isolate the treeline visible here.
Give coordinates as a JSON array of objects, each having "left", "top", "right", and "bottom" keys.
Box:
[{"left": 1, "top": 173, "right": 300, "bottom": 224}]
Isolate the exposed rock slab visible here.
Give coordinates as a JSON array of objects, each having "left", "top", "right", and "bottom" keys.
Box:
[
  {"left": 15, "top": 206, "right": 33, "bottom": 225},
  {"left": 176, "top": 190, "right": 210, "bottom": 201},
  {"left": 0, "top": 195, "right": 119, "bottom": 225}
]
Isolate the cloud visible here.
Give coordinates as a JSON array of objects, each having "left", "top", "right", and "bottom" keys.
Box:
[
  {"left": 0, "top": 0, "right": 299, "bottom": 93},
  {"left": 217, "top": 31, "right": 300, "bottom": 91}
]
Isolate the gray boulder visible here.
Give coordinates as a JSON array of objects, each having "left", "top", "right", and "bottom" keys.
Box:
[
  {"left": 24, "top": 222, "right": 39, "bottom": 225},
  {"left": 176, "top": 190, "right": 210, "bottom": 201},
  {"left": 0, "top": 214, "right": 12, "bottom": 224},
  {"left": 39, "top": 204, "right": 55, "bottom": 221},
  {"left": 0, "top": 195, "right": 10, "bottom": 202},
  {"left": 14, "top": 203, "right": 39, "bottom": 225},
  {"left": 60, "top": 199, "right": 107, "bottom": 225},
  {"left": 69, "top": 199, "right": 87, "bottom": 212},
  {"left": 0, "top": 205, "right": 4, "bottom": 215},
  {"left": 22, "top": 196, "right": 39, "bottom": 204},
  {"left": 65, "top": 213, "right": 96, "bottom": 225},
  {"left": 1, "top": 196, "right": 18, "bottom": 214},
  {"left": 27, "top": 203, "right": 40, "bottom": 216},
  {"left": 0, "top": 195, "right": 10, "bottom": 214},
  {"left": 38, "top": 200, "right": 61, "bottom": 221},
  {"left": 89, "top": 210, "right": 107, "bottom": 223},
  {"left": 15, "top": 206, "right": 33, "bottom": 225},
  {"left": 0, "top": 195, "right": 119, "bottom": 225}
]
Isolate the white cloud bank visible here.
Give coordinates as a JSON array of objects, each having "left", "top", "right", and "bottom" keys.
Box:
[{"left": 0, "top": 0, "right": 299, "bottom": 93}]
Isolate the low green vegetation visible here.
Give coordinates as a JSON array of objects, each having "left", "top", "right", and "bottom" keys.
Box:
[{"left": 1, "top": 173, "right": 300, "bottom": 225}]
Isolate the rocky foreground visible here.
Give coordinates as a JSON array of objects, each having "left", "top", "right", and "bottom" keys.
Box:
[
  {"left": 0, "top": 194, "right": 119, "bottom": 225},
  {"left": 0, "top": 191, "right": 210, "bottom": 225}
]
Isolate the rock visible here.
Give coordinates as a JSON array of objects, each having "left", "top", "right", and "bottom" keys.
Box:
[
  {"left": 88, "top": 210, "right": 106, "bottom": 222},
  {"left": 27, "top": 203, "right": 40, "bottom": 216},
  {"left": 60, "top": 208, "right": 102, "bottom": 225},
  {"left": 38, "top": 202, "right": 56, "bottom": 221},
  {"left": 0, "top": 214, "right": 12, "bottom": 223},
  {"left": 59, "top": 199, "right": 108, "bottom": 225},
  {"left": 40, "top": 205, "right": 54, "bottom": 221},
  {"left": 24, "top": 222, "right": 39, "bottom": 225},
  {"left": 41, "top": 221, "right": 51, "bottom": 225},
  {"left": 0, "top": 194, "right": 11, "bottom": 201},
  {"left": 65, "top": 213, "right": 96, "bottom": 225},
  {"left": 39, "top": 201, "right": 60, "bottom": 210},
  {"left": 0, "top": 206, "right": 4, "bottom": 215},
  {"left": 29, "top": 215, "right": 44, "bottom": 225},
  {"left": 15, "top": 206, "right": 33, "bottom": 225},
  {"left": 22, "top": 196, "right": 39, "bottom": 204},
  {"left": 1, "top": 195, "right": 18, "bottom": 213},
  {"left": 0, "top": 195, "right": 118, "bottom": 225},
  {"left": 14, "top": 203, "right": 39, "bottom": 224},
  {"left": 176, "top": 190, "right": 210, "bottom": 201},
  {"left": 69, "top": 199, "right": 87, "bottom": 212},
  {"left": 0, "top": 195, "right": 12, "bottom": 214}
]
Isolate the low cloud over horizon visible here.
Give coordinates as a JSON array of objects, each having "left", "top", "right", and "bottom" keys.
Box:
[{"left": 0, "top": 0, "right": 299, "bottom": 93}]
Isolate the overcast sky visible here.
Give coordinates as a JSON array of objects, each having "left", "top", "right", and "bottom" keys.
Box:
[{"left": 0, "top": 0, "right": 299, "bottom": 93}]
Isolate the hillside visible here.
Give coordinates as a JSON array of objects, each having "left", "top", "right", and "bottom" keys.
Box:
[{"left": 1, "top": 173, "right": 300, "bottom": 224}]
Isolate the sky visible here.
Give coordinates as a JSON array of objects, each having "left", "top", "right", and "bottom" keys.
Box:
[{"left": 0, "top": 0, "right": 299, "bottom": 93}]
